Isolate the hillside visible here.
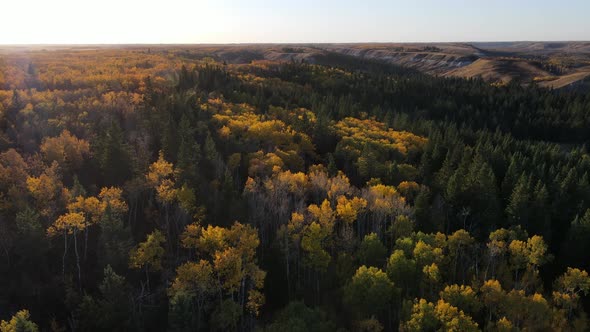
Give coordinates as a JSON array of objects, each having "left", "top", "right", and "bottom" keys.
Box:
[
  {"left": 4, "top": 43, "right": 589, "bottom": 89},
  {"left": 174, "top": 42, "right": 590, "bottom": 89},
  {"left": 321, "top": 42, "right": 590, "bottom": 89}
]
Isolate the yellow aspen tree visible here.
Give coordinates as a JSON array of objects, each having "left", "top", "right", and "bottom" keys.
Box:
[
  {"left": 47, "top": 212, "right": 86, "bottom": 287},
  {"left": 130, "top": 230, "right": 166, "bottom": 292},
  {"left": 67, "top": 195, "right": 101, "bottom": 260},
  {"left": 146, "top": 151, "right": 178, "bottom": 242},
  {"left": 0, "top": 310, "right": 38, "bottom": 332}
]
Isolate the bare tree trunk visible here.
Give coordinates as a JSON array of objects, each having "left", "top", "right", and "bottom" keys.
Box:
[
  {"left": 145, "top": 265, "right": 150, "bottom": 293},
  {"left": 196, "top": 295, "right": 203, "bottom": 332},
  {"left": 388, "top": 305, "right": 393, "bottom": 332},
  {"left": 63, "top": 230, "right": 68, "bottom": 279},
  {"left": 84, "top": 227, "right": 89, "bottom": 261},
  {"left": 0, "top": 241, "right": 10, "bottom": 266},
  {"left": 165, "top": 205, "right": 172, "bottom": 253},
  {"left": 217, "top": 276, "right": 223, "bottom": 304},
  {"left": 316, "top": 271, "right": 320, "bottom": 305},
  {"left": 484, "top": 257, "right": 492, "bottom": 280},
  {"left": 284, "top": 232, "right": 291, "bottom": 299},
  {"left": 73, "top": 230, "right": 82, "bottom": 290}
]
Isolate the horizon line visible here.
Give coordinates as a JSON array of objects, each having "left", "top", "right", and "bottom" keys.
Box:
[{"left": 1, "top": 40, "right": 590, "bottom": 47}]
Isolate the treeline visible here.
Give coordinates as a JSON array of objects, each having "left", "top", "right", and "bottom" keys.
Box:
[{"left": 0, "top": 49, "right": 589, "bottom": 331}]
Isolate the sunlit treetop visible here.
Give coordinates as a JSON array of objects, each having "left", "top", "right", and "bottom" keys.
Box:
[{"left": 335, "top": 117, "right": 427, "bottom": 157}]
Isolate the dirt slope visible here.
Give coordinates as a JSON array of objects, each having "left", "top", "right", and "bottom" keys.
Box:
[{"left": 318, "top": 42, "right": 590, "bottom": 89}]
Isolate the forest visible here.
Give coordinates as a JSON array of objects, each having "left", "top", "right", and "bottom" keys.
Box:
[{"left": 1, "top": 46, "right": 590, "bottom": 331}]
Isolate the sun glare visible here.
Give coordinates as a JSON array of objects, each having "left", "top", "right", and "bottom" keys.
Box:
[{"left": 1, "top": 0, "right": 225, "bottom": 44}]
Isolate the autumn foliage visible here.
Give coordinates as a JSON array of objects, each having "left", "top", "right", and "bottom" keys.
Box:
[{"left": 0, "top": 46, "right": 589, "bottom": 331}]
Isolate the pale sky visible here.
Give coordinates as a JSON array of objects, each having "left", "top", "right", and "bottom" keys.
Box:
[{"left": 1, "top": 0, "right": 589, "bottom": 44}]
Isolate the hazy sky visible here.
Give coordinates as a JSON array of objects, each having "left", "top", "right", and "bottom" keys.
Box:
[{"left": 2, "top": 0, "right": 589, "bottom": 44}]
